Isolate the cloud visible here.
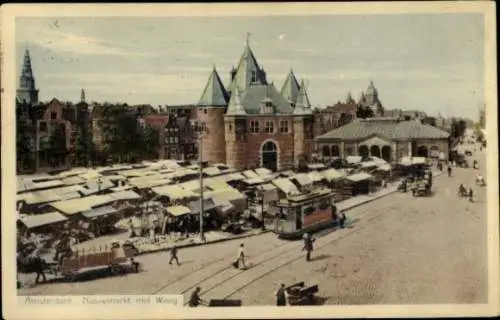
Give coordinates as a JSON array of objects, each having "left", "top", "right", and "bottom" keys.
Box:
[{"left": 20, "top": 28, "right": 153, "bottom": 57}]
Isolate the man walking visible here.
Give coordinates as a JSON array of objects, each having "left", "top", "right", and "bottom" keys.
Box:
[
  {"left": 303, "top": 233, "right": 315, "bottom": 261},
  {"left": 447, "top": 165, "right": 452, "bottom": 177},
  {"left": 34, "top": 251, "right": 47, "bottom": 284},
  {"left": 275, "top": 283, "right": 287, "bottom": 306},
  {"left": 233, "top": 243, "right": 247, "bottom": 270},
  {"left": 338, "top": 211, "right": 347, "bottom": 229},
  {"left": 169, "top": 245, "right": 180, "bottom": 266}
]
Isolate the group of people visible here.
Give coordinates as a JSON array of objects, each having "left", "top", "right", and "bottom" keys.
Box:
[{"left": 458, "top": 184, "right": 475, "bottom": 202}]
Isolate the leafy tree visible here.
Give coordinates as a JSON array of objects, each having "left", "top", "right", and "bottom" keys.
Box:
[
  {"left": 74, "top": 125, "right": 92, "bottom": 166},
  {"left": 141, "top": 125, "right": 160, "bottom": 160},
  {"left": 47, "top": 124, "right": 67, "bottom": 167},
  {"left": 337, "top": 112, "right": 353, "bottom": 127}
]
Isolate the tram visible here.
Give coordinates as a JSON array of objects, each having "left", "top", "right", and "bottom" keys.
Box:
[{"left": 273, "top": 187, "right": 338, "bottom": 239}]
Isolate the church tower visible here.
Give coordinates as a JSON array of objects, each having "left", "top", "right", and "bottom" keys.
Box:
[
  {"left": 197, "top": 66, "right": 229, "bottom": 164},
  {"left": 17, "top": 49, "right": 39, "bottom": 105}
]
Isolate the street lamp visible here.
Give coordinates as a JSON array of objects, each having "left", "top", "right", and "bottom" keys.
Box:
[
  {"left": 97, "top": 176, "right": 103, "bottom": 195},
  {"left": 259, "top": 186, "right": 265, "bottom": 231},
  {"left": 195, "top": 124, "right": 208, "bottom": 243}
]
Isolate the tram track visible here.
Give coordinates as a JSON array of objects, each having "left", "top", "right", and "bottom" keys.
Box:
[{"left": 175, "top": 199, "right": 406, "bottom": 304}]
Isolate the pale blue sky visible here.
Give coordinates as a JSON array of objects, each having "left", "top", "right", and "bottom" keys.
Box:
[{"left": 16, "top": 14, "right": 484, "bottom": 120}]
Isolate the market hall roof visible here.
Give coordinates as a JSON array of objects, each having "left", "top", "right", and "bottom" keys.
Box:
[{"left": 316, "top": 119, "right": 450, "bottom": 141}]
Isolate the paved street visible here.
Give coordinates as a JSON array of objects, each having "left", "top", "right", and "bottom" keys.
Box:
[{"left": 19, "top": 147, "right": 488, "bottom": 305}]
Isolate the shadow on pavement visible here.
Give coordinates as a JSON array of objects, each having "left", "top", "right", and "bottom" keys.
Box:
[
  {"left": 311, "top": 254, "right": 331, "bottom": 262},
  {"left": 312, "top": 296, "right": 330, "bottom": 305}
]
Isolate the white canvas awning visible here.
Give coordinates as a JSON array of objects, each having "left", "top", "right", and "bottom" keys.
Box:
[
  {"left": 272, "top": 178, "right": 300, "bottom": 195},
  {"left": 151, "top": 185, "right": 196, "bottom": 200},
  {"left": 307, "top": 163, "right": 326, "bottom": 170},
  {"left": 18, "top": 212, "right": 68, "bottom": 229},
  {"left": 360, "top": 161, "right": 378, "bottom": 169},
  {"left": 322, "top": 168, "right": 346, "bottom": 181},
  {"left": 346, "top": 172, "right": 373, "bottom": 182},
  {"left": 242, "top": 170, "right": 260, "bottom": 179},
  {"left": 346, "top": 156, "right": 363, "bottom": 164},
  {"left": 108, "top": 190, "right": 141, "bottom": 201},
  {"left": 291, "top": 173, "right": 313, "bottom": 186},
  {"left": 166, "top": 205, "right": 191, "bottom": 217},
  {"left": 81, "top": 205, "right": 119, "bottom": 219},
  {"left": 255, "top": 167, "right": 273, "bottom": 177}
]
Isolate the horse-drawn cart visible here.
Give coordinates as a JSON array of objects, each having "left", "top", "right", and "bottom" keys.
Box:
[
  {"left": 55, "top": 244, "right": 138, "bottom": 281},
  {"left": 285, "top": 282, "right": 319, "bottom": 305}
]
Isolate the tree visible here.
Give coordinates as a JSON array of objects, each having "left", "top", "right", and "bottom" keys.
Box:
[
  {"left": 337, "top": 112, "right": 353, "bottom": 127},
  {"left": 141, "top": 125, "right": 160, "bottom": 160},
  {"left": 356, "top": 106, "right": 374, "bottom": 119},
  {"left": 16, "top": 102, "right": 34, "bottom": 172},
  {"left": 74, "top": 125, "right": 92, "bottom": 166},
  {"left": 47, "top": 124, "right": 67, "bottom": 167}
]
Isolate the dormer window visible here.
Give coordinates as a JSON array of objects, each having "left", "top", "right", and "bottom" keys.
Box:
[{"left": 251, "top": 71, "right": 257, "bottom": 83}]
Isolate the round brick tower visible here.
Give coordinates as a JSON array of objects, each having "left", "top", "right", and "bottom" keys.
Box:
[
  {"left": 224, "top": 87, "right": 248, "bottom": 170},
  {"left": 197, "top": 107, "right": 227, "bottom": 165}
]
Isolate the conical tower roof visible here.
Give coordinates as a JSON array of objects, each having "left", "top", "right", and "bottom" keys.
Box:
[
  {"left": 230, "top": 40, "right": 267, "bottom": 92},
  {"left": 346, "top": 91, "right": 354, "bottom": 103},
  {"left": 366, "top": 80, "right": 378, "bottom": 96},
  {"left": 280, "top": 69, "right": 300, "bottom": 104},
  {"left": 293, "top": 80, "right": 312, "bottom": 115},
  {"left": 198, "top": 66, "right": 229, "bottom": 106},
  {"left": 226, "top": 86, "right": 247, "bottom": 116}
]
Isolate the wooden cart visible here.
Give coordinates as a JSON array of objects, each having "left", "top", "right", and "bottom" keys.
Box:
[
  {"left": 57, "top": 245, "right": 137, "bottom": 281},
  {"left": 285, "top": 282, "right": 319, "bottom": 306}
]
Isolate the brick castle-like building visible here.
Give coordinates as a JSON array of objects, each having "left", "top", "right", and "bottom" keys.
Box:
[{"left": 195, "top": 40, "right": 314, "bottom": 171}]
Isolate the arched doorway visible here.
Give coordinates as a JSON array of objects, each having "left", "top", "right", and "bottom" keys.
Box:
[
  {"left": 370, "top": 145, "right": 381, "bottom": 158},
  {"left": 417, "top": 146, "right": 428, "bottom": 157},
  {"left": 381, "top": 146, "right": 391, "bottom": 162},
  {"left": 331, "top": 145, "right": 340, "bottom": 157},
  {"left": 322, "top": 145, "right": 330, "bottom": 158},
  {"left": 359, "top": 145, "right": 369, "bottom": 157},
  {"left": 261, "top": 140, "right": 278, "bottom": 172}
]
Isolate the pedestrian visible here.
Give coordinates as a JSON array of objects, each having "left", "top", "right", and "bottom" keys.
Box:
[
  {"left": 275, "top": 283, "right": 287, "bottom": 306},
  {"left": 447, "top": 165, "right": 452, "bottom": 177},
  {"left": 33, "top": 251, "right": 46, "bottom": 284},
  {"left": 303, "top": 234, "right": 315, "bottom": 261},
  {"left": 233, "top": 243, "right": 247, "bottom": 269},
  {"left": 468, "top": 187, "right": 474, "bottom": 202},
  {"left": 169, "top": 245, "right": 180, "bottom": 266},
  {"left": 338, "top": 211, "right": 346, "bottom": 229},
  {"left": 188, "top": 287, "right": 204, "bottom": 307}
]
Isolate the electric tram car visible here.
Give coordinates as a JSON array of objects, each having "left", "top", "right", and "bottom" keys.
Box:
[{"left": 273, "top": 188, "right": 338, "bottom": 239}]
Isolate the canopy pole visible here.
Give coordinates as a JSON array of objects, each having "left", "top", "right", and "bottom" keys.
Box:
[{"left": 198, "top": 135, "right": 205, "bottom": 242}]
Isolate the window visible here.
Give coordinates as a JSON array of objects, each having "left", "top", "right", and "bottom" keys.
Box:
[
  {"left": 39, "top": 122, "right": 47, "bottom": 132},
  {"left": 51, "top": 112, "right": 57, "bottom": 120},
  {"left": 228, "top": 124, "right": 232, "bottom": 131},
  {"left": 279, "top": 120, "right": 289, "bottom": 133},
  {"left": 249, "top": 120, "right": 259, "bottom": 133},
  {"left": 265, "top": 121, "right": 274, "bottom": 133},
  {"left": 318, "top": 199, "right": 330, "bottom": 210},
  {"left": 251, "top": 71, "right": 257, "bottom": 83}
]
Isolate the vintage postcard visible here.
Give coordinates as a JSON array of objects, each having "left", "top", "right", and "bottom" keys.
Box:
[{"left": 1, "top": 2, "right": 498, "bottom": 319}]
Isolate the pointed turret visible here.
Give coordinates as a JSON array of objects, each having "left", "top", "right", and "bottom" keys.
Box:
[
  {"left": 226, "top": 86, "right": 247, "bottom": 116},
  {"left": 358, "top": 91, "right": 366, "bottom": 104},
  {"left": 293, "top": 80, "right": 312, "bottom": 115},
  {"left": 230, "top": 38, "right": 267, "bottom": 92},
  {"left": 17, "top": 48, "right": 39, "bottom": 105},
  {"left": 198, "top": 66, "right": 229, "bottom": 106},
  {"left": 346, "top": 91, "right": 354, "bottom": 104},
  {"left": 280, "top": 69, "right": 301, "bottom": 105},
  {"left": 81, "top": 89, "right": 86, "bottom": 103}
]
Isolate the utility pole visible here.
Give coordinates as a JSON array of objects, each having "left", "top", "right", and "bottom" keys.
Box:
[{"left": 197, "top": 125, "right": 207, "bottom": 243}]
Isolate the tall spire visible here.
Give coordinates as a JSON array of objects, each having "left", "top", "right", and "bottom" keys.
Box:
[
  {"left": 81, "top": 89, "right": 86, "bottom": 103},
  {"left": 226, "top": 86, "right": 247, "bottom": 116},
  {"left": 198, "top": 67, "right": 229, "bottom": 107},
  {"left": 17, "top": 48, "right": 39, "bottom": 105}
]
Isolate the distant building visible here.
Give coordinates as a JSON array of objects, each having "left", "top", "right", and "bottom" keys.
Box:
[
  {"left": 358, "top": 81, "right": 384, "bottom": 116},
  {"left": 313, "top": 93, "right": 358, "bottom": 137},
  {"left": 16, "top": 49, "right": 39, "bottom": 105},
  {"left": 315, "top": 118, "right": 450, "bottom": 162}
]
